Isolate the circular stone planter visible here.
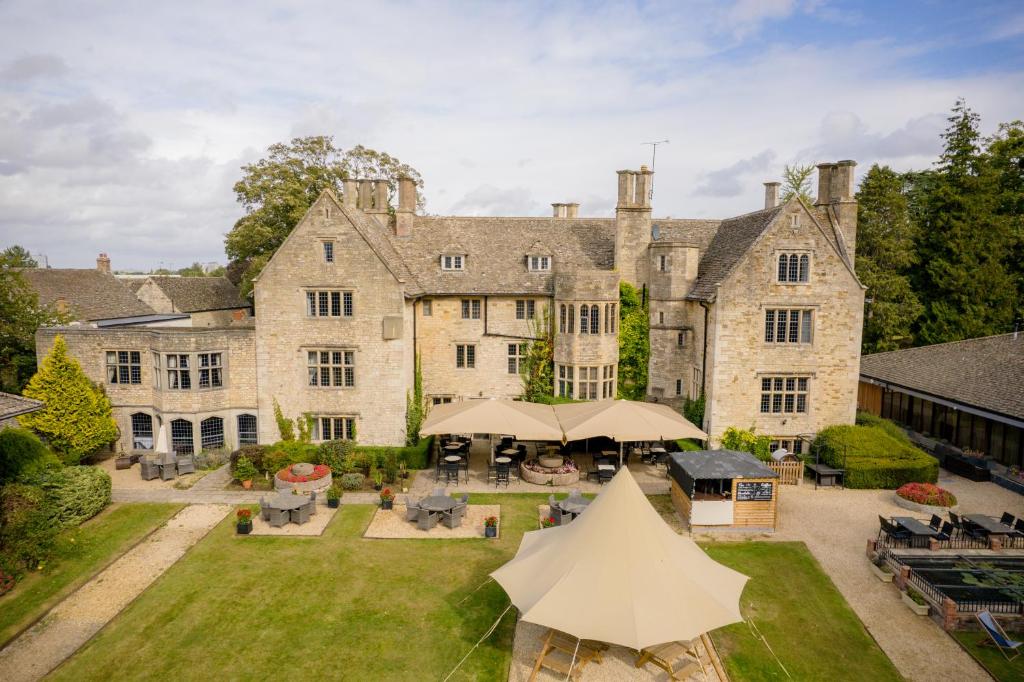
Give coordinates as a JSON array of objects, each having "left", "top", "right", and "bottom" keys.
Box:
[
  {"left": 892, "top": 493, "right": 958, "bottom": 516},
  {"left": 274, "top": 463, "right": 332, "bottom": 493},
  {"left": 539, "top": 455, "right": 564, "bottom": 468},
  {"left": 520, "top": 463, "right": 580, "bottom": 486}
]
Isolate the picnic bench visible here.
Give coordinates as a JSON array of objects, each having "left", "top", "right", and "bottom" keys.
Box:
[{"left": 529, "top": 629, "right": 606, "bottom": 681}]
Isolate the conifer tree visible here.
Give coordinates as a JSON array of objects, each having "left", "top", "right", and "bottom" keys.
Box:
[{"left": 19, "top": 336, "right": 118, "bottom": 464}]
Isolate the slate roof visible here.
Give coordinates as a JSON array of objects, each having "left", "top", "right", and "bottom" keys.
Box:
[
  {"left": 388, "top": 216, "right": 616, "bottom": 295},
  {"left": 685, "top": 204, "right": 786, "bottom": 301},
  {"left": 0, "top": 392, "right": 43, "bottom": 421},
  {"left": 860, "top": 333, "right": 1024, "bottom": 421},
  {"left": 668, "top": 450, "right": 779, "bottom": 480},
  {"left": 145, "top": 276, "right": 248, "bottom": 313},
  {"left": 652, "top": 218, "right": 722, "bottom": 249},
  {"left": 20, "top": 268, "right": 155, "bottom": 321}
]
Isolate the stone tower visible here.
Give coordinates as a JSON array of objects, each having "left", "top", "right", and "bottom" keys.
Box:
[{"left": 614, "top": 166, "right": 653, "bottom": 288}]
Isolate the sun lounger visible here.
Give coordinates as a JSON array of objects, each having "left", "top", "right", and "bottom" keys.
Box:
[{"left": 977, "top": 610, "right": 1022, "bottom": 661}]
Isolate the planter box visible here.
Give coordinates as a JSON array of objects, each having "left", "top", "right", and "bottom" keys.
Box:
[
  {"left": 992, "top": 473, "right": 1024, "bottom": 496},
  {"left": 381, "top": 499, "right": 394, "bottom": 510},
  {"left": 485, "top": 526, "right": 498, "bottom": 538},
  {"left": 942, "top": 455, "right": 990, "bottom": 482},
  {"left": 869, "top": 562, "right": 893, "bottom": 583},
  {"left": 327, "top": 498, "right": 340, "bottom": 509},
  {"left": 236, "top": 521, "right": 252, "bottom": 535},
  {"left": 274, "top": 471, "right": 332, "bottom": 494},
  {"left": 520, "top": 464, "right": 580, "bottom": 486},
  {"left": 901, "top": 591, "right": 929, "bottom": 615},
  {"left": 893, "top": 494, "right": 957, "bottom": 517},
  {"left": 115, "top": 456, "right": 132, "bottom": 470}
]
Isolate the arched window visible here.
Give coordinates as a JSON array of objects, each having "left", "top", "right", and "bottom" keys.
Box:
[
  {"left": 567, "top": 305, "right": 574, "bottom": 333},
  {"left": 237, "top": 414, "right": 257, "bottom": 446},
  {"left": 200, "top": 417, "right": 224, "bottom": 450},
  {"left": 131, "top": 412, "right": 153, "bottom": 450},
  {"left": 579, "top": 305, "right": 589, "bottom": 334},
  {"left": 559, "top": 304, "right": 566, "bottom": 334},
  {"left": 590, "top": 305, "right": 599, "bottom": 334},
  {"left": 788, "top": 253, "right": 799, "bottom": 282},
  {"left": 777, "top": 254, "right": 788, "bottom": 282},
  {"left": 170, "top": 418, "right": 194, "bottom": 455},
  {"left": 799, "top": 255, "right": 809, "bottom": 282}
]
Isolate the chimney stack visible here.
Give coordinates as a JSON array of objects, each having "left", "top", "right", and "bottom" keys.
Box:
[
  {"left": 815, "top": 163, "right": 836, "bottom": 205},
  {"left": 565, "top": 203, "right": 579, "bottom": 218},
  {"left": 358, "top": 180, "right": 373, "bottom": 209},
  {"left": 814, "top": 160, "right": 858, "bottom": 260},
  {"left": 395, "top": 176, "right": 415, "bottom": 237},
  {"left": 342, "top": 179, "right": 358, "bottom": 209},
  {"left": 96, "top": 253, "right": 111, "bottom": 273},
  {"left": 763, "top": 182, "right": 780, "bottom": 209},
  {"left": 551, "top": 203, "right": 567, "bottom": 218}
]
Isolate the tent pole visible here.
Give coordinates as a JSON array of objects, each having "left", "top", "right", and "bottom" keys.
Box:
[{"left": 619, "top": 441, "right": 623, "bottom": 467}]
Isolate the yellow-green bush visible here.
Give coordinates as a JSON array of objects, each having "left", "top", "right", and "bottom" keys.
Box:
[{"left": 813, "top": 424, "right": 937, "bottom": 489}]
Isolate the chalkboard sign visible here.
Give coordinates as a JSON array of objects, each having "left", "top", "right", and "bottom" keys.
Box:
[{"left": 735, "top": 481, "right": 773, "bottom": 501}]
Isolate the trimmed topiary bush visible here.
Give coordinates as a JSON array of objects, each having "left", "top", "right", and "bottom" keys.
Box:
[
  {"left": 0, "top": 427, "right": 60, "bottom": 484},
  {"left": 316, "top": 439, "right": 355, "bottom": 473},
  {"left": 35, "top": 466, "right": 111, "bottom": 527},
  {"left": 814, "top": 424, "right": 938, "bottom": 489},
  {"left": 855, "top": 411, "right": 911, "bottom": 445},
  {"left": 339, "top": 473, "right": 365, "bottom": 490}
]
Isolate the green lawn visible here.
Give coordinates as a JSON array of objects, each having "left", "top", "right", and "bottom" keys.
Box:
[
  {"left": 954, "top": 631, "right": 1024, "bottom": 681},
  {"left": 0, "top": 502, "right": 182, "bottom": 647},
  {"left": 49, "top": 496, "right": 898, "bottom": 681},
  {"left": 705, "top": 542, "right": 902, "bottom": 680}
]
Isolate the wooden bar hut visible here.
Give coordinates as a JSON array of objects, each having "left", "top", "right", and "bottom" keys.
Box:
[{"left": 668, "top": 450, "right": 780, "bottom": 532}]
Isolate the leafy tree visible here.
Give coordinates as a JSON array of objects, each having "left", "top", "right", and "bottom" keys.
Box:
[
  {"left": 0, "top": 255, "right": 65, "bottom": 392},
  {"left": 913, "top": 99, "right": 1017, "bottom": 344},
  {"left": 984, "top": 120, "right": 1024, "bottom": 319},
  {"left": 856, "top": 165, "right": 923, "bottom": 352},
  {"left": 617, "top": 282, "right": 649, "bottom": 400},
  {"left": 177, "top": 262, "right": 226, "bottom": 277},
  {"left": 780, "top": 163, "right": 814, "bottom": 204},
  {"left": 0, "top": 428, "right": 60, "bottom": 484},
  {"left": 1, "top": 245, "right": 37, "bottom": 267},
  {"left": 224, "top": 136, "right": 424, "bottom": 294},
  {"left": 19, "top": 336, "right": 118, "bottom": 464},
  {"left": 720, "top": 426, "right": 772, "bottom": 462},
  {"left": 521, "top": 307, "right": 555, "bottom": 403},
  {"left": 682, "top": 394, "right": 705, "bottom": 430}
]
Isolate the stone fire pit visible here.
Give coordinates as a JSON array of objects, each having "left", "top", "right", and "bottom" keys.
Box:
[
  {"left": 275, "top": 462, "right": 332, "bottom": 493},
  {"left": 520, "top": 458, "right": 580, "bottom": 486}
]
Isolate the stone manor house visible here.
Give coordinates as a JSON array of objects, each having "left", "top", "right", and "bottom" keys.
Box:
[{"left": 32, "top": 161, "right": 864, "bottom": 455}]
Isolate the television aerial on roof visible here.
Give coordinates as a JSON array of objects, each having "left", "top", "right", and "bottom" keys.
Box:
[{"left": 641, "top": 139, "right": 669, "bottom": 200}]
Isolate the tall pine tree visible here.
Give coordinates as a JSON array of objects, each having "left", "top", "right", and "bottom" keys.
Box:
[
  {"left": 855, "top": 165, "right": 923, "bottom": 352},
  {"left": 914, "top": 99, "right": 1016, "bottom": 344}
]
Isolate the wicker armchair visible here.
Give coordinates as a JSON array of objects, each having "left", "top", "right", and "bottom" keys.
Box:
[
  {"left": 140, "top": 458, "right": 160, "bottom": 481},
  {"left": 308, "top": 491, "right": 317, "bottom": 515},
  {"left": 176, "top": 454, "right": 196, "bottom": 475},
  {"left": 160, "top": 462, "right": 176, "bottom": 481},
  {"left": 417, "top": 508, "right": 438, "bottom": 531},
  {"left": 259, "top": 497, "right": 270, "bottom": 521},
  {"left": 291, "top": 504, "right": 311, "bottom": 525},
  {"left": 442, "top": 503, "right": 466, "bottom": 529},
  {"left": 406, "top": 499, "right": 422, "bottom": 521},
  {"left": 268, "top": 507, "right": 289, "bottom": 528}
]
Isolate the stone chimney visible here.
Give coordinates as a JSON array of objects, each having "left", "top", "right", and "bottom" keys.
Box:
[
  {"left": 615, "top": 166, "right": 653, "bottom": 288},
  {"left": 96, "top": 253, "right": 111, "bottom": 273},
  {"left": 395, "top": 176, "right": 415, "bottom": 237},
  {"left": 565, "top": 203, "right": 579, "bottom": 218},
  {"left": 365, "top": 179, "right": 390, "bottom": 227},
  {"left": 358, "top": 179, "right": 373, "bottom": 210},
  {"left": 551, "top": 203, "right": 567, "bottom": 218},
  {"left": 342, "top": 179, "right": 358, "bottom": 209},
  {"left": 815, "top": 160, "right": 858, "bottom": 260},
  {"left": 764, "top": 182, "right": 780, "bottom": 209}
]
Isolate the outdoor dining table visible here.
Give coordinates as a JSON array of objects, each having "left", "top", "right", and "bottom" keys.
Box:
[
  {"left": 268, "top": 495, "right": 309, "bottom": 511},
  {"left": 495, "top": 456, "right": 512, "bottom": 465},
  {"left": 420, "top": 495, "right": 458, "bottom": 513},
  {"left": 892, "top": 516, "right": 940, "bottom": 538},
  {"left": 500, "top": 448, "right": 519, "bottom": 457},
  {"left": 444, "top": 443, "right": 464, "bottom": 452},
  {"left": 444, "top": 455, "right": 462, "bottom": 463},
  {"left": 558, "top": 497, "right": 591, "bottom": 515},
  {"left": 964, "top": 514, "right": 1017, "bottom": 535}
]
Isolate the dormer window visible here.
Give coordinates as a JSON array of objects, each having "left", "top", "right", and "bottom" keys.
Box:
[
  {"left": 442, "top": 255, "right": 465, "bottom": 271},
  {"left": 528, "top": 255, "right": 551, "bottom": 272}
]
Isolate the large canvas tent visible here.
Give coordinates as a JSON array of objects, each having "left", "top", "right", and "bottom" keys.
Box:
[
  {"left": 490, "top": 467, "right": 747, "bottom": 649},
  {"left": 418, "top": 398, "right": 563, "bottom": 441}
]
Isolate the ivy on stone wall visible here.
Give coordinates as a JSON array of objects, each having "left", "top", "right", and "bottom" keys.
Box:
[
  {"left": 617, "top": 282, "right": 649, "bottom": 400},
  {"left": 521, "top": 306, "right": 554, "bottom": 403},
  {"left": 405, "top": 353, "right": 424, "bottom": 446},
  {"left": 273, "top": 398, "right": 295, "bottom": 441}
]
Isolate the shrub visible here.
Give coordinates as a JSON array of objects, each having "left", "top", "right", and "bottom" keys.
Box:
[
  {"left": 855, "top": 411, "right": 910, "bottom": 445},
  {"left": 340, "top": 473, "right": 365, "bottom": 490},
  {"left": 0, "top": 483, "right": 58, "bottom": 575},
  {"left": 316, "top": 439, "right": 355, "bottom": 473},
  {"left": 896, "top": 482, "right": 957, "bottom": 507},
  {"left": 230, "top": 444, "right": 268, "bottom": 474},
  {"left": 720, "top": 427, "right": 772, "bottom": 462},
  {"left": 34, "top": 466, "right": 112, "bottom": 527},
  {"left": 234, "top": 455, "right": 258, "bottom": 482},
  {"left": 813, "top": 424, "right": 938, "bottom": 489},
  {"left": 674, "top": 438, "right": 703, "bottom": 452},
  {"left": 682, "top": 394, "right": 705, "bottom": 430},
  {"left": 0, "top": 427, "right": 60, "bottom": 483},
  {"left": 352, "top": 437, "right": 432, "bottom": 471},
  {"left": 383, "top": 450, "right": 399, "bottom": 484},
  {"left": 195, "top": 447, "right": 231, "bottom": 470}
]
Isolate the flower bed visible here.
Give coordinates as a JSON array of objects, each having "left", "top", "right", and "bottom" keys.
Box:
[
  {"left": 896, "top": 482, "right": 957, "bottom": 507},
  {"left": 274, "top": 463, "right": 332, "bottom": 493},
  {"left": 520, "top": 458, "right": 579, "bottom": 486}
]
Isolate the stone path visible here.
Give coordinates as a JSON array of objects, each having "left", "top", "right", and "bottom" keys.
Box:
[{"left": 0, "top": 504, "right": 230, "bottom": 682}]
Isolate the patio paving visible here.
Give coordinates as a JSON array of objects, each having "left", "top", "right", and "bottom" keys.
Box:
[
  {"left": 509, "top": 620, "right": 722, "bottom": 681},
  {"left": 363, "top": 504, "right": 501, "bottom": 539}
]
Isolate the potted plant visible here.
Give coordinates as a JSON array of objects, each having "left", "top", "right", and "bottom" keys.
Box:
[
  {"left": 326, "top": 485, "right": 342, "bottom": 509},
  {"left": 235, "top": 455, "right": 258, "bottom": 490},
  {"left": 484, "top": 515, "right": 498, "bottom": 538},
  {"left": 869, "top": 556, "right": 893, "bottom": 583},
  {"left": 901, "top": 587, "right": 930, "bottom": 615},
  {"left": 399, "top": 461, "right": 408, "bottom": 479},
  {"left": 372, "top": 469, "right": 384, "bottom": 492},
  {"left": 236, "top": 508, "right": 253, "bottom": 535},
  {"left": 380, "top": 487, "right": 395, "bottom": 510},
  {"left": 541, "top": 516, "right": 556, "bottom": 529}
]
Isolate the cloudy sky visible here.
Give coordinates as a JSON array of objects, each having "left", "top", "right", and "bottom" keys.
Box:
[{"left": 1, "top": 1, "right": 1022, "bottom": 270}]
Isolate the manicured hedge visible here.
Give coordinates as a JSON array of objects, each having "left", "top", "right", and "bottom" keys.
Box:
[
  {"left": 855, "top": 411, "right": 911, "bottom": 445},
  {"left": 36, "top": 466, "right": 112, "bottom": 527},
  {"left": 229, "top": 437, "right": 433, "bottom": 478},
  {"left": 0, "top": 428, "right": 60, "bottom": 484},
  {"left": 354, "top": 437, "right": 432, "bottom": 470},
  {"left": 814, "top": 424, "right": 938, "bottom": 489}
]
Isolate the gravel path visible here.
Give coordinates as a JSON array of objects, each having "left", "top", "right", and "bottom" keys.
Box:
[
  {"left": 763, "top": 473, "right": 1022, "bottom": 682},
  {"left": 0, "top": 504, "right": 230, "bottom": 682}
]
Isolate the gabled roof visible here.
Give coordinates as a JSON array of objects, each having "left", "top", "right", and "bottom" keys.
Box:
[
  {"left": 860, "top": 333, "right": 1024, "bottom": 422},
  {"left": 143, "top": 276, "right": 248, "bottom": 312},
  {"left": 652, "top": 218, "right": 722, "bottom": 249},
  {"left": 388, "top": 216, "right": 615, "bottom": 295},
  {"left": 20, "top": 268, "right": 154, "bottom": 321},
  {"left": 0, "top": 392, "right": 43, "bottom": 422},
  {"left": 685, "top": 204, "right": 786, "bottom": 301}
]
